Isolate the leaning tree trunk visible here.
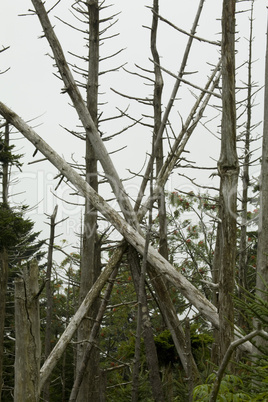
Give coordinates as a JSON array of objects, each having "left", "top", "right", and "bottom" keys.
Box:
[{"left": 217, "top": 0, "right": 239, "bottom": 359}]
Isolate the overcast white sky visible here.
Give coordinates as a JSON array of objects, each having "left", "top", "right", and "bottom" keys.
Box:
[{"left": 0, "top": 0, "right": 267, "bottom": 254}]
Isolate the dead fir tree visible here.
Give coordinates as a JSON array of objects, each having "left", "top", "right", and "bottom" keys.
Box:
[
  {"left": 14, "top": 260, "right": 41, "bottom": 402},
  {"left": 0, "top": 0, "right": 226, "bottom": 390},
  {"left": 44, "top": 1, "right": 127, "bottom": 399},
  {"left": 236, "top": 0, "right": 261, "bottom": 346},
  {"left": 0, "top": 0, "right": 260, "bottom": 398},
  {"left": 217, "top": 0, "right": 239, "bottom": 359},
  {"left": 254, "top": 6, "right": 268, "bottom": 353},
  {"left": 0, "top": 121, "right": 9, "bottom": 399},
  {"left": 71, "top": 2, "right": 101, "bottom": 400},
  {"left": 43, "top": 205, "right": 58, "bottom": 401}
]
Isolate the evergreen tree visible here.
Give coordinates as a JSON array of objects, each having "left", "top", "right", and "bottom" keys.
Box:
[{"left": 0, "top": 122, "right": 44, "bottom": 401}]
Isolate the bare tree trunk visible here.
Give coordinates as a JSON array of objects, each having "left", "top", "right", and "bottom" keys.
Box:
[
  {"left": 211, "top": 227, "right": 220, "bottom": 366},
  {"left": 237, "top": 2, "right": 254, "bottom": 361},
  {"left": 76, "top": 1, "right": 100, "bottom": 400},
  {"left": 31, "top": 0, "right": 140, "bottom": 232},
  {"left": 2, "top": 123, "right": 9, "bottom": 205},
  {"left": 0, "top": 123, "right": 9, "bottom": 400},
  {"left": 129, "top": 249, "right": 164, "bottom": 402},
  {"left": 61, "top": 267, "right": 72, "bottom": 402},
  {"left": 40, "top": 244, "right": 127, "bottom": 391},
  {"left": 43, "top": 205, "right": 58, "bottom": 401},
  {"left": 0, "top": 100, "right": 222, "bottom": 326},
  {"left": 147, "top": 263, "right": 200, "bottom": 380},
  {"left": 0, "top": 103, "right": 253, "bottom": 391},
  {"left": 135, "top": 0, "right": 206, "bottom": 214},
  {"left": 185, "top": 318, "right": 193, "bottom": 402},
  {"left": 70, "top": 266, "right": 120, "bottom": 401},
  {"left": 0, "top": 249, "right": 8, "bottom": 400},
  {"left": 131, "top": 157, "right": 164, "bottom": 402},
  {"left": 151, "top": 0, "right": 168, "bottom": 260},
  {"left": 14, "top": 260, "right": 41, "bottom": 402},
  {"left": 217, "top": 0, "right": 238, "bottom": 359},
  {"left": 255, "top": 15, "right": 268, "bottom": 353}
]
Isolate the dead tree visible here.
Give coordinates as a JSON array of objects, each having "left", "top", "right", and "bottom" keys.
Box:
[
  {"left": 14, "top": 260, "right": 41, "bottom": 402},
  {"left": 0, "top": 1, "right": 260, "bottom": 397},
  {"left": 74, "top": 2, "right": 101, "bottom": 400},
  {"left": 129, "top": 249, "right": 165, "bottom": 402},
  {"left": 255, "top": 9, "right": 268, "bottom": 353},
  {"left": 0, "top": 122, "right": 9, "bottom": 400},
  {"left": 237, "top": 0, "right": 258, "bottom": 348},
  {"left": 43, "top": 205, "right": 58, "bottom": 401},
  {"left": 0, "top": 102, "right": 253, "bottom": 387},
  {"left": 151, "top": 0, "right": 168, "bottom": 260},
  {"left": 0, "top": 248, "right": 8, "bottom": 400},
  {"left": 217, "top": 0, "right": 239, "bottom": 359},
  {"left": 69, "top": 263, "right": 122, "bottom": 401}
]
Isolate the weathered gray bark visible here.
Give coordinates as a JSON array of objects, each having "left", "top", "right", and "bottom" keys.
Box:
[
  {"left": 43, "top": 205, "right": 58, "bottom": 401},
  {"left": 0, "top": 102, "right": 254, "bottom": 352},
  {"left": 255, "top": 16, "right": 268, "bottom": 352},
  {"left": 76, "top": 1, "right": 100, "bottom": 400},
  {"left": 138, "top": 62, "right": 221, "bottom": 221},
  {"left": 0, "top": 123, "right": 9, "bottom": 400},
  {"left": 28, "top": 6, "right": 221, "bottom": 376},
  {"left": 31, "top": 0, "right": 140, "bottom": 231},
  {"left": 2, "top": 123, "right": 9, "bottom": 204},
  {"left": 39, "top": 243, "right": 127, "bottom": 390},
  {"left": 14, "top": 260, "right": 41, "bottom": 402},
  {"left": 237, "top": 3, "right": 254, "bottom": 357},
  {"left": 135, "top": 0, "right": 206, "bottom": 214},
  {"left": 151, "top": 0, "right": 168, "bottom": 260},
  {"left": 147, "top": 262, "right": 200, "bottom": 379},
  {"left": 211, "top": 227, "right": 220, "bottom": 366},
  {"left": 129, "top": 248, "right": 165, "bottom": 402},
  {"left": 70, "top": 265, "right": 120, "bottom": 401},
  {"left": 217, "top": 0, "right": 239, "bottom": 359},
  {"left": 129, "top": 249, "right": 143, "bottom": 402},
  {"left": 0, "top": 249, "right": 8, "bottom": 400},
  {"left": 185, "top": 318, "right": 194, "bottom": 402}
]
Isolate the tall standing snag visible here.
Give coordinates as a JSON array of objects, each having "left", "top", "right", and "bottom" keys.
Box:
[
  {"left": 76, "top": 1, "right": 101, "bottom": 400},
  {"left": 0, "top": 248, "right": 8, "bottom": 399},
  {"left": 217, "top": 0, "right": 239, "bottom": 359},
  {"left": 255, "top": 13, "right": 268, "bottom": 352},
  {"left": 43, "top": 205, "right": 58, "bottom": 400},
  {"left": 0, "top": 101, "right": 254, "bottom": 345},
  {"left": 0, "top": 122, "right": 9, "bottom": 399},
  {"left": 14, "top": 260, "right": 41, "bottom": 402}
]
